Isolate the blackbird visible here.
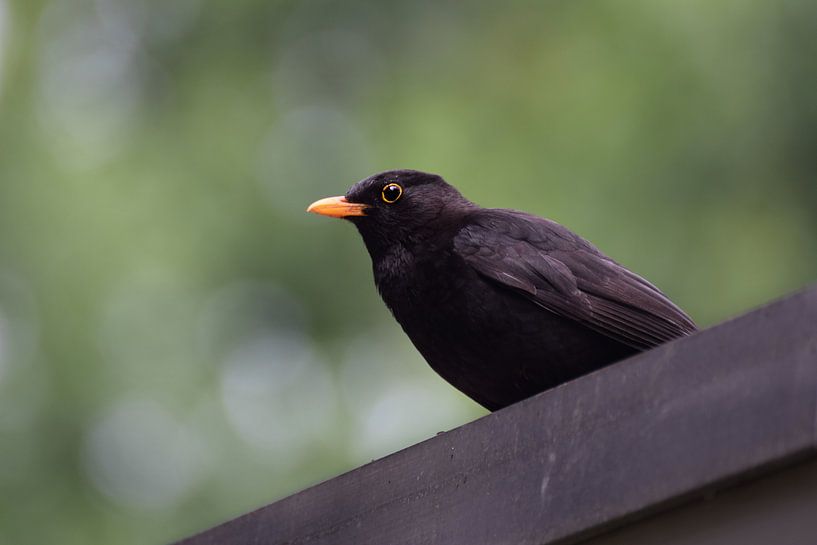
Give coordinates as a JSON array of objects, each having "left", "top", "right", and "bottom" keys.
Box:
[{"left": 308, "top": 170, "right": 696, "bottom": 411}]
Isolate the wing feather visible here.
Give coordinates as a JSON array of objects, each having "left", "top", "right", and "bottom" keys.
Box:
[{"left": 454, "top": 211, "right": 696, "bottom": 350}]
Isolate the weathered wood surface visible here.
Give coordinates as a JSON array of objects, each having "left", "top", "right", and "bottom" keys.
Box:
[
  {"left": 177, "top": 285, "right": 817, "bottom": 545},
  {"left": 585, "top": 458, "right": 817, "bottom": 545}
]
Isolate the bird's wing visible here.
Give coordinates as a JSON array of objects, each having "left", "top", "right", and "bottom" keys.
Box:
[{"left": 453, "top": 211, "right": 697, "bottom": 350}]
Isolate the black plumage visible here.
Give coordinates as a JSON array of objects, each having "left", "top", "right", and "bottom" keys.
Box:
[{"left": 308, "top": 170, "right": 696, "bottom": 411}]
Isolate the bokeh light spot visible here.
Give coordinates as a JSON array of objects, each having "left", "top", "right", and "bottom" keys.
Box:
[
  {"left": 219, "top": 331, "right": 339, "bottom": 461},
  {"left": 36, "top": 0, "right": 147, "bottom": 168},
  {"left": 82, "top": 397, "right": 209, "bottom": 510},
  {"left": 338, "top": 331, "right": 481, "bottom": 461}
]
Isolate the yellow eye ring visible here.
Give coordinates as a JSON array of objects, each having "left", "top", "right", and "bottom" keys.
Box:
[{"left": 381, "top": 183, "right": 403, "bottom": 204}]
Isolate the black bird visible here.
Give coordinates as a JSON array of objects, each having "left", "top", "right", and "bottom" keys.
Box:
[{"left": 308, "top": 170, "right": 696, "bottom": 411}]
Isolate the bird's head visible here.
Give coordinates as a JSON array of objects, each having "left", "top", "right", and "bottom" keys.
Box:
[{"left": 307, "top": 170, "right": 473, "bottom": 257}]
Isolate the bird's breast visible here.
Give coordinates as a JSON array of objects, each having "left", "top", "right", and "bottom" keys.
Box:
[{"left": 373, "top": 244, "right": 467, "bottom": 318}]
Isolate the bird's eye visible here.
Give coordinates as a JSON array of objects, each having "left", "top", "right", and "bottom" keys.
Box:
[{"left": 381, "top": 183, "right": 403, "bottom": 204}]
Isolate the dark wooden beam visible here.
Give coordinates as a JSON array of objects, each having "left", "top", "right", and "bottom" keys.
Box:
[{"left": 176, "top": 285, "right": 817, "bottom": 545}]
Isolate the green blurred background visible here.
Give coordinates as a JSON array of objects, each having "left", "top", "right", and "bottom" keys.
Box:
[{"left": 0, "top": 0, "right": 815, "bottom": 543}]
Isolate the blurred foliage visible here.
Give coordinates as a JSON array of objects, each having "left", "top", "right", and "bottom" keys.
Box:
[{"left": 0, "top": 0, "right": 815, "bottom": 543}]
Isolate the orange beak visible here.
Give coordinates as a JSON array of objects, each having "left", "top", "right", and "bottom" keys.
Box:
[{"left": 306, "top": 196, "right": 368, "bottom": 218}]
